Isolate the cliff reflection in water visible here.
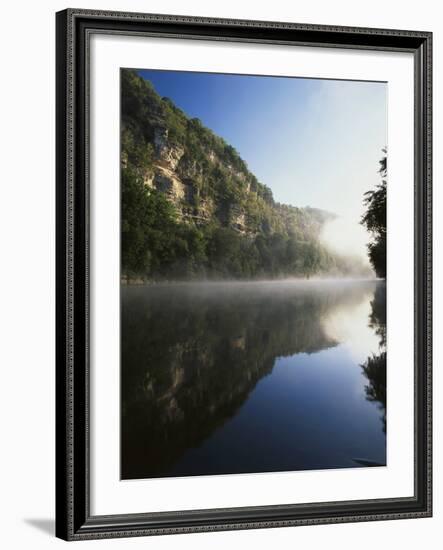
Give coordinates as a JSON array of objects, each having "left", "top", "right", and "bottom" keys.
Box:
[{"left": 121, "top": 280, "right": 386, "bottom": 479}]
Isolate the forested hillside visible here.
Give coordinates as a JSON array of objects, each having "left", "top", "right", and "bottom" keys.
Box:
[{"left": 121, "top": 69, "right": 369, "bottom": 281}]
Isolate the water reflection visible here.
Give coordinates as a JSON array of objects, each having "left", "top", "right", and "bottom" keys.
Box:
[
  {"left": 361, "top": 284, "right": 387, "bottom": 433},
  {"left": 121, "top": 280, "right": 386, "bottom": 479}
]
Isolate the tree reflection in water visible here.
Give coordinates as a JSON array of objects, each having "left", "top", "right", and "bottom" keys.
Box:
[{"left": 361, "top": 283, "right": 387, "bottom": 432}]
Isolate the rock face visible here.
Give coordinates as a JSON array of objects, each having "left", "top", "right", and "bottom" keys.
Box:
[
  {"left": 144, "top": 154, "right": 216, "bottom": 223},
  {"left": 152, "top": 167, "right": 185, "bottom": 200},
  {"left": 153, "top": 127, "right": 185, "bottom": 169},
  {"left": 145, "top": 127, "right": 280, "bottom": 233}
]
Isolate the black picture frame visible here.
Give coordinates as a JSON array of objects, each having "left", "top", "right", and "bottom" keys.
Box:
[{"left": 56, "top": 8, "right": 432, "bottom": 541}]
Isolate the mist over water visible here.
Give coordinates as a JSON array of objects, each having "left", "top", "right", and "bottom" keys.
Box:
[{"left": 121, "top": 279, "right": 386, "bottom": 479}]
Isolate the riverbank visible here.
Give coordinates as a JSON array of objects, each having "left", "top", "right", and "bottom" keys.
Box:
[{"left": 121, "top": 275, "right": 383, "bottom": 287}]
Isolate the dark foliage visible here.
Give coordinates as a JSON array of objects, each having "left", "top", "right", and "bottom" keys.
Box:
[
  {"left": 361, "top": 151, "right": 387, "bottom": 278},
  {"left": 361, "top": 283, "right": 387, "bottom": 432}
]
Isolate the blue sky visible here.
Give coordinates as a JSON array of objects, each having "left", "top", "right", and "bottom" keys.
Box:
[{"left": 137, "top": 69, "right": 387, "bottom": 261}]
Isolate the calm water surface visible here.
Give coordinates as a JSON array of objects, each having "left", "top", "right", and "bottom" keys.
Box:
[{"left": 121, "top": 280, "right": 386, "bottom": 479}]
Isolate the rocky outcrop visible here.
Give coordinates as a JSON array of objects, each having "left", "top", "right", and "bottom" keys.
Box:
[
  {"left": 152, "top": 166, "right": 185, "bottom": 200},
  {"left": 144, "top": 136, "right": 257, "bottom": 233},
  {"left": 153, "top": 127, "right": 185, "bottom": 169},
  {"left": 142, "top": 134, "right": 224, "bottom": 225}
]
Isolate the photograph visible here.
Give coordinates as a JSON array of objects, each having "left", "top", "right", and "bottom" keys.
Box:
[
  {"left": 53, "top": 7, "right": 432, "bottom": 540},
  {"left": 120, "top": 68, "right": 388, "bottom": 480}
]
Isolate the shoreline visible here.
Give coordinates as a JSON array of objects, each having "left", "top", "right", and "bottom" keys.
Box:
[{"left": 121, "top": 276, "right": 385, "bottom": 287}]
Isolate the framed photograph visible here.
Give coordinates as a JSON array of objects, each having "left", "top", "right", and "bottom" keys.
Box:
[{"left": 55, "top": 8, "right": 432, "bottom": 540}]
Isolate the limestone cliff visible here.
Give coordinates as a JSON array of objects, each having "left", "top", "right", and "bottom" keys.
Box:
[{"left": 122, "top": 69, "right": 333, "bottom": 238}]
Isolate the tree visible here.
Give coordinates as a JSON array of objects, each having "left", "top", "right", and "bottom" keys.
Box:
[
  {"left": 121, "top": 167, "right": 180, "bottom": 279},
  {"left": 361, "top": 150, "right": 387, "bottom": 278}
]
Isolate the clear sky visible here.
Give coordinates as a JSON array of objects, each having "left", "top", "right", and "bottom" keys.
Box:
[{"left": 137, "top": 69, "right": 387, "bottom": 262}]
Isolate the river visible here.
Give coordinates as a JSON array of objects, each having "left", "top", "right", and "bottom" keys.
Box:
[{"left": 121, "top": 279, "right": 386, "bottom": 479}]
